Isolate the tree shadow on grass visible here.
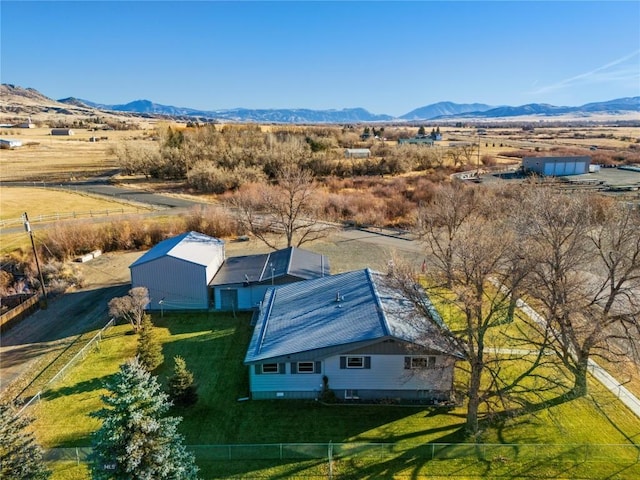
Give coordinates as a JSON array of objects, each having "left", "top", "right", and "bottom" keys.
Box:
[{"left": 42, "top": 373, "right": 115, "bottom": 402}]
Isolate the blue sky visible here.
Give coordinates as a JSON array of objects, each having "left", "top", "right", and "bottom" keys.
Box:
[{"left": 2, "top": 1, "right": 639, "bottom": 116}]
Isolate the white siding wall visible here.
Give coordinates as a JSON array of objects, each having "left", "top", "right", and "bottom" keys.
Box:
[
  {"left": 131, "top": 257, "right": 208, "bottom": 310},
  {"left": 248, "top": 354, "right": 455, "bottom": 398},
  {"left": 324, "top": 354, "right": 453, "bottom": 391}
]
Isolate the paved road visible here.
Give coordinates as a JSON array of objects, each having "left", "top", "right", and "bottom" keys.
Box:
[{"left": 1, "top": 180, "right": 203, "bottom": 210}]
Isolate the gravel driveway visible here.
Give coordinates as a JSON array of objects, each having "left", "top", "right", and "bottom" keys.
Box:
[{"left": 0, "top": 251, "right": 143, "bottom": 398}]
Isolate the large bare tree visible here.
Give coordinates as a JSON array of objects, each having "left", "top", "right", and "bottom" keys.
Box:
[
  {"left": 229, "top": 164, "right": 332, "bottom": 249},
  {"left": 392, "top": 184, "right": 551, "bottom": 435},
  {"left": 515, "top": 188, "right": 640, "bottom": 397}
]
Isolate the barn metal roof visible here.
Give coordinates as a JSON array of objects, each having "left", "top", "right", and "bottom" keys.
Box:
[
  {"left": 129, "top": 231, "right": 224, "bottom": 268},
  {"left": 209, "top": 247, "right": 329, "bottom": 286},
  {"left": 244, "top": 268, "right": 458, "bottom": 364}
]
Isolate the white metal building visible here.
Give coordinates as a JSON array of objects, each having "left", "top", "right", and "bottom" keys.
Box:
[
  {"left": 522, "top": 156, "right": 591, "bottom": 176},
  {"left": 129, "top": 231, "right": 225, "bottom": 310}
]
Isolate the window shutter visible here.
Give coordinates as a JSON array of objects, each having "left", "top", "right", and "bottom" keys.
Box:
[
  {"left": 404, "top": 357, "right": 411, "bottom": 369},
  {"left": 364, "top": 357, "right": 371, "bottom": 369},
  {"left": 315, "top": 361, "right": 321, "bottom": 374},
  {"left": 279, "top": 363, "right": 286, "bottom": 374},
  {"left": 340, "top": 357, "right": 346, "bottom": 369},
  {"left": 291, "top": 363, "right": 298, "bottom": 374},
  {"left": 255, "top": 364, "right": 262, "bottom": 375}
]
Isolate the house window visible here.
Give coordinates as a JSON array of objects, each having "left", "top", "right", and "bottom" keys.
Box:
[
  {"left": 405, "top": 356, "right": 436, "bottom": 369},
  {"left": 297, "top": 362, "right": 315, "bottom": 373},
  {"left": 345, "top": 389, "right": 359, "bottom": 400},
  {"left": 262, "top": 363, "right": 280, "bottom": 374},
  {"left": 347, "top": 356, "right": 364, "bottom": 368},
  {"left": 340, "top": 356, "right": 371, "bottom": 369}
]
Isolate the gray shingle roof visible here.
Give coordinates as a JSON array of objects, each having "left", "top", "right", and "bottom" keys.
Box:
[
  {"left": 244, "top": 268, "right": 458, "bottom": 364},
  {"left": 210, "top": 247, "right": 329, "bottom": 286},
  {"left": 129, "top": 231, "right": 224, "bottom": 268}
]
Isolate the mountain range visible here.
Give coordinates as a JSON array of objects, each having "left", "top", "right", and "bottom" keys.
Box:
[
  {"left": 60, "top": 96, "right": 640, "bottom": 123},
  {"left": 2, "top": 84, "right": 638, "bottom": 123}
]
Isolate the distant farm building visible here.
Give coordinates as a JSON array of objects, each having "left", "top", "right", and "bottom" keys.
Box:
[
  {"left": 51, "top": 128, "right": 74, "bottom": 136},
  {"left": 0, "top": 138, "right": 23, "bottom": 148},
  {"left": 130, "top": 231, "right": 225, "bottom": 310},
  {"left": 522, "top": 156, "right": 591, "bottom": 177},
  {"left": 16, "top": 118, "right": 35, "bottom": 128},
  {"left": 398, "top": 136, "right": 435, "bottom": 146},
  {"left": 344, "top": 148, "right": 371, "bottom": 159}
]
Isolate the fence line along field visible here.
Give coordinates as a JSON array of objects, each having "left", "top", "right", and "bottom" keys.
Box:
[
  {"left": 0, "top": 126, "right": 155, "bottom": 182},
  {"left": 0, "top": 186, "right": 150, "bottom": 222}
]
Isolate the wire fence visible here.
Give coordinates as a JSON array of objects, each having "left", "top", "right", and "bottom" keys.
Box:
[
  {"left": 1, "top": 208, "right": 135, "bottom": 229},
  {"left": 16, "top": 318, "right": 115, "bottom": 416},
  {"left": 44, "top": 442, "right": 640, "bottom": 464}
]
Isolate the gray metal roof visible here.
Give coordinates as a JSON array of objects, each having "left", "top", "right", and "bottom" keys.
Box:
[
  {"left": 129, "top": 231, "right": 224, "bottom": 269},
  {"left": 209, "top": 247, "right": 329, "bottom": 286},
  {"left": 244, "top": 268, "right": 458, "bottom": 364}
]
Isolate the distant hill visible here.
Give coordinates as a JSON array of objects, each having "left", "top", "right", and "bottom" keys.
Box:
[
  {"left": 75, "top": 99, "right": 395, "bottom": 123},
  {"left": 2, "top": 83, "right": 639, "bottom": 124},
  {"left": 445, "top": 97, "right": 640, "bottom": 120},
  {"left": 400, "top": 102, "right": 494, "bottom": 120}
]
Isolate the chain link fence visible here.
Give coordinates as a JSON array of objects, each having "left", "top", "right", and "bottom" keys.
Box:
[{"left": 44, "top": 442, "right": 640, "bottom": 464}]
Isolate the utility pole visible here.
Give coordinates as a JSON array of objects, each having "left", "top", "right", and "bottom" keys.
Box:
[{"left": 22, "top": 212, "right": 47, "bottom": 308}]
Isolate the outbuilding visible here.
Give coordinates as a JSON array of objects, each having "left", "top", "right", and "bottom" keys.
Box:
[
  {"left": 344, "top": 148, "right": 371, "bottom": 159},
  {"left": 0, "top": 138, "right": 23, "bottom": 148},
  {"left": 129, "top": 231, "right": 225, "bottom": 310},
  {"left": 522, "top": 156, "right": 591, "bottom": 176},
  {"left": 51, "top": 128, "right": 74, "bottom": 136},
  {"left": 210, "top": 247, "right": 329, "bottom": 311}
]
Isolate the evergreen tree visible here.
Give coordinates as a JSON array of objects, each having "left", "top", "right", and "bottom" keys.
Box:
[
  {"left": 417, "top": 125, "right": 426, "bottom": 136},
  {"left": 168, "top": 356, "right": 198, "bottom": 407},
  {"left": 90, "top": 358, "right": 199, "bottom": 480},
  {"left": 0, "top": 402, "right": 50, "bottom": 480},
  {"left": 136, "top": 314, "right": 164, "bottom": 371}
]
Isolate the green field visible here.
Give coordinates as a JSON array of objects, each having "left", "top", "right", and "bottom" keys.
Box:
[{"left": 27, "top": 312, "right": 640, "bottom": 480}]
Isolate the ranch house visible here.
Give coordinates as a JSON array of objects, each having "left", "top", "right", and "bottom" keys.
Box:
[{"left": 244, "top": 268, "right": 462, "bottom": 402}]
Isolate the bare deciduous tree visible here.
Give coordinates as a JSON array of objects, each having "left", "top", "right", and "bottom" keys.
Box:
[
  {"left": 108, "top": 287, "right": 149, "bottom": 332},
  {"left": 515, "top": 188, "right": 640, "bottom": 397},
  {"left": 393, "top": 185, "right": 551, "bottom": 435},
  {"left": 229, "top": 164, "right": 333, "bottom": 249}
]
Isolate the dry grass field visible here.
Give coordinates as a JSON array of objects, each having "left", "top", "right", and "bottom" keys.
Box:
[
  {"left": 0, "top": 186, "right": 149, "bottom": 221},
  {"left": 0, "top": 127, "right": 154, "bottom": 182}
]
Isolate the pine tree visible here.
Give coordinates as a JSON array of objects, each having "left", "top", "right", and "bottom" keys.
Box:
[
  {"left": 136, "top": 314, "right": 164, "bottom": 371},
  {"left": 168, "top": 356, "right": 198, "bottom": 407},
  {"left": 0, "top": 402, "right": 50, "bottom": 480},
  {"left": 90, "top": 358, "right": 199, "bottom": 480},
  {"left": 417, "top": 125, "right": 426, "bottom": 136}
]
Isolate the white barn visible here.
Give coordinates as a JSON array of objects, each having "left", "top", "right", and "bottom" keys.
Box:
[{"left": 129, "top": 231, "right": 225, "bottom": 310}]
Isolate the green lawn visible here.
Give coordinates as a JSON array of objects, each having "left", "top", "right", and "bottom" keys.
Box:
[{"left": 31, "top": 313, "right": 640, "bottom": 479}]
